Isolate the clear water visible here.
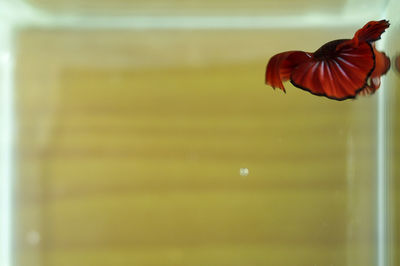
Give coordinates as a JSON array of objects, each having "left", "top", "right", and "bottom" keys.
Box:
[{"left": 0, "top": 1, "right": 399, "bottom": 266}]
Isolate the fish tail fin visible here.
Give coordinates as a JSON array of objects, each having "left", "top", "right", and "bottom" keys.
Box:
[
  {"left": 353, "top": 20, "right": 390, "bottom": 44},
  {"left": 265, "top": 52, "right": 291, "bottom": 92},
  {"left": 265, "top": 51, "right": 309, "bottom": 92}
]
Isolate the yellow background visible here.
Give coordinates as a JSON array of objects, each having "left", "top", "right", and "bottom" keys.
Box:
[{"left": 14, "top": 27, "right": 394, "bottom": 266}]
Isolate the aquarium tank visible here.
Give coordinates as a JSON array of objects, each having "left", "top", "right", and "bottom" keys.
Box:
[{"left": 0, "top": 0, "right": 399, "bottom": 265}]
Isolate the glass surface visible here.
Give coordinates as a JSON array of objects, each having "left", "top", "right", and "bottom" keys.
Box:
[
  {"left": 20, "top": 0, "right": 348, "bottom": 15},
  {"left": 0, "top": 0, "right": 398, "bottom": 266},
  {"left": 385, "top": 7, "right": 400, "bottom": 265},
  {"left": 9, "top": 0, "right": 389, "bottom": 17}
]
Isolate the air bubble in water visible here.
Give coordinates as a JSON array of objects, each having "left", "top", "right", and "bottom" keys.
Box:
[{"left": 239, "top": 168, "right": 249, "bottom": 176}]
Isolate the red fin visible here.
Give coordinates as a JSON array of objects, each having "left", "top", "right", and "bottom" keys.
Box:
[
  {"left": 357, "top": 85, "right": 375, "bottom": 96},
  {"left": 358, "top": 46, "right": 390, "bottom": 95},
  {"left": 395, "top": 54, "right": 400, "bottom": 74},
  {"left": 265, "top": 51, "right": 310, "bottom": 92},
  {"left": 353, "top": 20, "right": 390, "bottom": 44},
  {"left": 370, "top": 47, "right": 390, "bottom": 88},
  {"left": 291, "top": 42, "right": 374, "bottom": 100}
]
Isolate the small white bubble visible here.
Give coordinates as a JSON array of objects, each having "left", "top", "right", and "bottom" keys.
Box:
[
  {"left": 26, "top": 230, "right": 41, "bottom": 245},
  {"left": 239, "top": 168, "right": 249, "bottom": 176}
]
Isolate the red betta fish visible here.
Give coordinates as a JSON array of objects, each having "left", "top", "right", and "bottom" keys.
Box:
[{"left": 265, "top": 20, "right": 390, "bottom": 100}]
